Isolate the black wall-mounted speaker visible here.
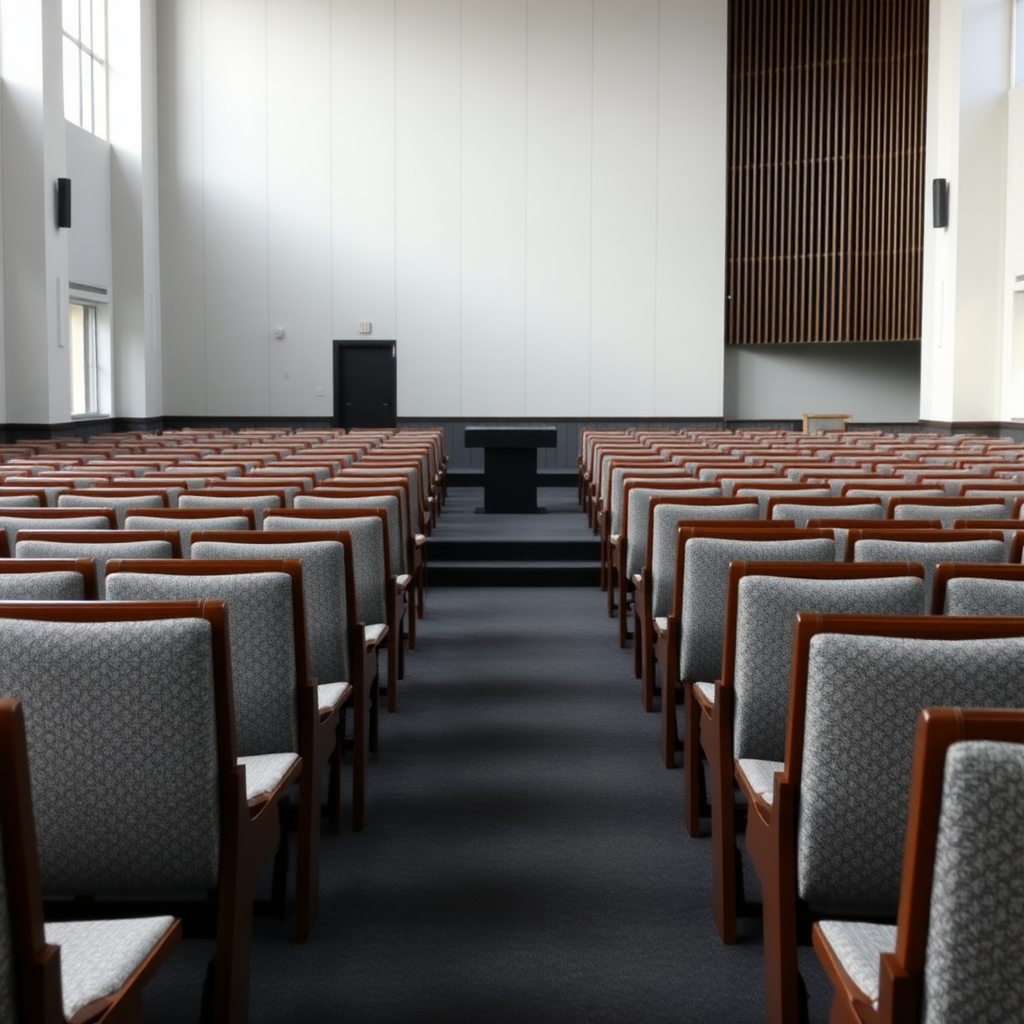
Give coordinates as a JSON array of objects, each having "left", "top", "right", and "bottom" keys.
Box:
[
  {"left": 932, "top": 177, "right": 949, "bottom": 229},
  {"left": 56, "top": 178, "right": 71, "bottom": 229}
]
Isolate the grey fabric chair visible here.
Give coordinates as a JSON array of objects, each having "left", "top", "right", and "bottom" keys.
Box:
[
  {"left": 124, "top": 508, "right": 255, "bottom": 557},
  {"left": 889, "top": 497, "right": 1008, "bottom": 528},
  {"left": 0, "top": 696, "right": 181, "bottom": 1023},
  {"left": 656, "top": 526, "right": 835, "bottom": 770},
  {"left": 742, "top": 614, "right": 1024, "bottom": 1024},
  {"left": 0, "top": 508, "right": 116, "bottom": 557},
  {"left": 814, "top": 707, "right": 1024, "bottom": 1024},
  {"left": 0, "top": 557, "right": 98, "bottom": 600},
  {"left": 105, "top": 558, "right": 322, "bottom": 942},
  {"left": 767, "top": 497, "right": 884, "bottom": 528},
  {"left": 0, "top": 494, "right": 41, "bottom": 508},
  {"left": 13, "top": 530, "right": 181, "bottom": 597},
  {"left": 178, "top": 490, "right": 288, "bottom": 526},
  {"left": 190, "top": 530, "right": 381, "bottom": 832},
  {"left": 610, "top": 482, "right": 721, "bottom": 646},
  {"left": 732, "top": 485, "right": 831, "bottom": 516},
  {"left": 264, "top": 508, "right": 407, "bottom": 713},
  {"left": 847, "top": 528, "right": 1007, "bottom": 604},
  {"left": 57, "top": 491, "right": 167, "bottom": 528},
  {"left": 0, "top": 599, "right": 300, "bottom": 1024},
  {"left": 631, "top": 497, "right": 762, "bottom": 713},
  {"left": 698, "top": 562, "right": 926, "bottom": 945},
  {"left": 932, "top": 562, "right": 1024, "bottom": 615}
]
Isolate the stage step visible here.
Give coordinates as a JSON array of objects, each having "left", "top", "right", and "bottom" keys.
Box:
[{"left": 427, "top": 538, "right": 600, "bottom": 587}]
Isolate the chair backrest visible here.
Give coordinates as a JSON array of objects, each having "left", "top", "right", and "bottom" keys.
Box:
[
  {"left": 725, "top": 563, "right": 926, "bottom": 762},
  {"left": 264, "top": 511, "right": 388, "bottom": 625},
  {"left": 676, "top": 528, "right": 836, "bottom": 682},
  {"left": 0, "top": 599, "right": 232, "bottom": 894},
  {"left": 889, "top": 497, "right": 1008, "bottom": 528},
  {"left": 766, "top": 496, "right": 883, "bottom": 527},
  {"left": 178, "top": 490, "right": 288, "bottom": 525},
  {"left": 0, "top": 508, "right": 116, "bottom": 556},
  {"left": 294, "top": 494, "right": 404, "bottom": 574},
  {"left": 190, "top": 530, "right": 358, "bottom": 688},
  {"left": 106, "top": 559, "right": 306, "bottom": 756},
  {"left": 898, "top": 709, "right": 1024, "bottom": 1024},
  {"left": 13, "top": 530, "right": 181, "bottom": 596},
  {"left": 846, "top": 528, "right": 1006, "bottom": 603},
  {"left": 57, "top": 491, "right": 168, "bottom": 527},
  {"left": 0, "top": 494, "right": 41, "bottom": 509},
  {"left": 646, "top": 498, "right": 763, "bottom": 617},
  {"left": 788, "top": 614, "right": 1024, "bottom": 916},
  {"left": 0, "top": 557, "right": 98, "bottom": 600},
  {"left": 125, "top": 507, "right": 256, "bottom": 556},
  {"left": 932, "top": 562, "right": 1024, "bottom": 615},
  {"left": 613, "top": 475, "right": 712, "bottom": 536},
  {"left": 732, "top": 484, "right": 831, "bottom": 515}
]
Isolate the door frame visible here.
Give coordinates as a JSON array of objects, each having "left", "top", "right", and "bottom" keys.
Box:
[{"left": 332, "top": 339, "right": 397, "bottom": 429}]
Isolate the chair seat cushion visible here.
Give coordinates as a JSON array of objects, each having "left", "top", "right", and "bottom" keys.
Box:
[
  {"left": 238, "top": 752, "right": 300, "bottom": 801},
  {"left": 318, "top": 681, "right": 352, "bottom": 713},
  {"left": 45, "top": 916, "right": 177, "bottom": 1021},
  {"left": 694, "top": 681, "right": 716, "bottom": 705},
  {"left": 736, "top": 758, "right": 784, "bottom": 805},
  {"left": 816, "top": 919, "right": 896, "bottom": 1009}
]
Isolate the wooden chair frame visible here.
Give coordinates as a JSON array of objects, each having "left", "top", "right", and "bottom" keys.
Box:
[
  {"left": 0, "top": 598, "right": 299, "bottom": 1024},
  {"left": 745, "top": 613, "right": 1024, "bottom": 1024},
  {"left": 812, "top": 706, "right": 1024, "bottom": 1024},
  {"left": 189, "top": 529, "right": 380, "bottom": 832},
  {"left": 701, "top": 561, "right": 925, "bottom": 945}
]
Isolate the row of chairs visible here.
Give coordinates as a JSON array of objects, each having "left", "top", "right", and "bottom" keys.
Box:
[
  {"left": 0, "top": 426, "right": 449, "bottom": 1023},
  {"left": 580, "top": 427, "right": 1024, "bottom": 1023}
]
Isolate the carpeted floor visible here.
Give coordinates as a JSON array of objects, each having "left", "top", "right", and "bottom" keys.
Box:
[{"left": 142, "top": 496, "right": 834, "bottom": 1023}]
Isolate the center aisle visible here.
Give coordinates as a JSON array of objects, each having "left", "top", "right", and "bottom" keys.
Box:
[{"left": 143, "top": 488, "right": 833, "bottom": 1023}]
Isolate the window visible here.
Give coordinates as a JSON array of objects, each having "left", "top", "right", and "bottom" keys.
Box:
[
  {"left": 62, "top": 0, "right": 107, "bottom": 138},
  {"left": 69, "top": 301, "right": 100, "bottom": 415}
]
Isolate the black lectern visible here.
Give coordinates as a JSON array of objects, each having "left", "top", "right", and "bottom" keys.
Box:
[{"left": 464, "top": 426, "right": 558, "bottom": 513}]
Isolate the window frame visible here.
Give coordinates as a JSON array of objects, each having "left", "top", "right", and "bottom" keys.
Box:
[{"left": 62, "top": 0, "right": 108, "bottom": 139}]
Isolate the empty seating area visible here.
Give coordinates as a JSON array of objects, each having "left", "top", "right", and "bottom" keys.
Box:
[
  {"left": 582, "top": 424, "right": 1024, "bottom": 1023},
  {"left": 0, "top": 425, "right": 445, "bottom": 1022},
  {"left": 5, "top": 420, "right": 1024, "bottom": 1021}
]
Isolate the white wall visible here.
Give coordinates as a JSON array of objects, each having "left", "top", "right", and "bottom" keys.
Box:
[
  {"left": 723, "top": 343, "right": 922, "bottom": 423},
  {"left": 157, "top": 0, "right": 728, "bottom": 420},
  {"left": 66, "top": 124, "right": 112, "bottom": 289}
]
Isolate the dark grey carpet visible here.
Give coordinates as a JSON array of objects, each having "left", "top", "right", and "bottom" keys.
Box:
[{"left": 142, "top": 581, "right": 834, "bottom": 1023}]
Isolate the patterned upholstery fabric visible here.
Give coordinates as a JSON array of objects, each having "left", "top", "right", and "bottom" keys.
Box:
[
  {"left": 770, "top": 502, "right": 883, "bottom": 528},
  {"left": 679, "top": 537, "right": 835, "bottom": 681},
  {"left": 318, "top": 681, "right": 351, "bottom": 713},
  {"left": 893, "top": 502, "right": 1006, "bottom": 528},
  {"left": 237, "top": 752, "right": 300, "bottom": 800},
  {"left": 736, "top": 758, "right": 783, "bottom": 805},
  {"left": 922, "top": 740, "right": 1024, "bottom": 1024},
  {"left": 0, "top": 572, "right": 86, "bottom": 601},
  {"left": 265, "top": 514, "right": 386, "bottom": 625},
  {"left": 852, "top": 538, "right": 1006, "bottom": 605},
  {"left": 815, "top": 920, "right": 896, "bottom": 1008},
  {"left": 732, "top": 575, "right": 925, "bottom": 761},
  {"left": 178, "top": 493, "right": 282, "bottom": 526},
  {"left": 0, "top": 812, "right": 14, "bottom": 1022},
  {"left": 624, "top": 487, "right": 719, "bottom": 579},
  {"left": 842, "top": 487, "right": 946, "bottom": 510},
  {"left": 649, "top": 503, "right": 760, "bottom": 618},
  {"left": 192, "top": 539, "right": 351, "bottom": 687},
  {"left": 944, "top": 577, "right": 1024, "bottom": 616},
  {"left": 58, "top": 493, "right": 165, "bottom": 528},
  {"left": 733, "top": 487, "right": 830, "bottom": 516},
  {"left": 295, "top": 494, "right": 404, "bottom": 574},
  {"left": 14, "top": 539, "right": 174, "bottom": 597},
  {"left": 0, "top": 494, "right": 40, "bottom": 507},
  {"left": 0, "top": 514, "right": 111, "bottom": 554},
  {"left": 797, "top": 634, "right": 1024, "bottom": 912},
  {"left": 45, "top": 916, "right": 177, "bottom": 1021},
  {"left": 610, "top": 469, "right": 696, "bottom": 534},
  {"left": 125, "top": 514, "right": 251, "bottom": 557},
  {"left": 0, "top": 617, "right": 221, "bottom": 893},
  {"left": 106, "top": 572, "right": 299, "bottom": 755}
]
